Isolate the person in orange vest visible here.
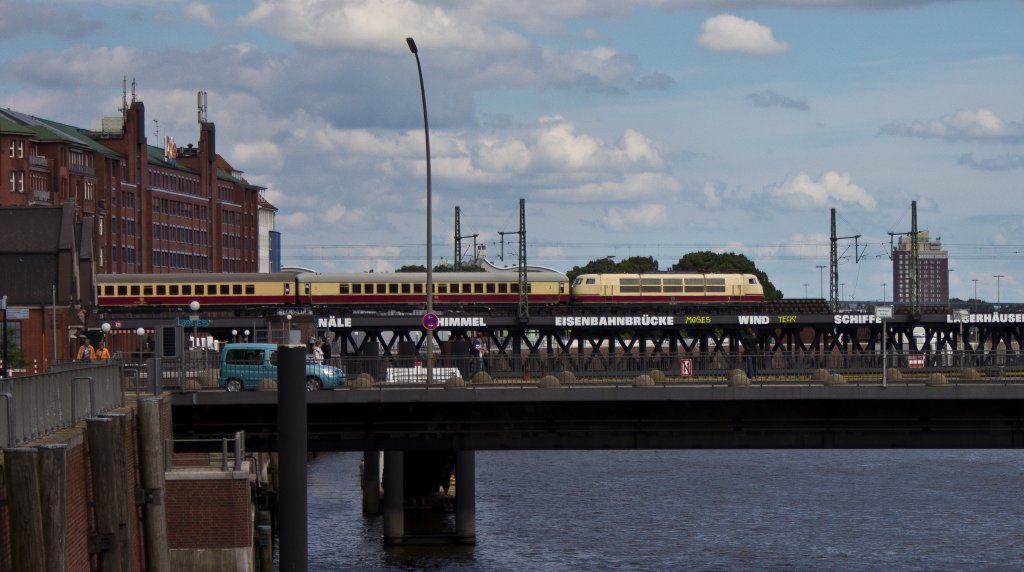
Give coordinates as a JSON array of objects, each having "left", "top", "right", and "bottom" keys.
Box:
[
  {"left": 93, "top": 340, "right": 111, "bottom": 361},
  {"left": 75, "top": 338, "right": 93, "bottom": 361}
]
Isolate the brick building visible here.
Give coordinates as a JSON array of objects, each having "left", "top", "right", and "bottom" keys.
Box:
[
  {"left": 0, "top": 89, "right": 276, "bottom": 275},
  {"left": 892, "top": 230, "right": 949, "bottom": 304}
]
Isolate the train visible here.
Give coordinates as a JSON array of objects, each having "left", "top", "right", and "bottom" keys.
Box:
[{"left": 95, "top": 268, "right": 765, "bottom": 308}]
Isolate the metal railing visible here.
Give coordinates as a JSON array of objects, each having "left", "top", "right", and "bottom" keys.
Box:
[
  {"left": 0, "top": 362, "right": 124, "bottom": 447},
  {"left": 164, "top": 431, "right": 246, "bottom": 472}
]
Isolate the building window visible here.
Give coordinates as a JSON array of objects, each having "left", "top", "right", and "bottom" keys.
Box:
[
  {"left": 17, "top": 141, "right": 24, "bottom": 158},
  {"left": 8, "top": 172, "right": 13, "bottom": 193},
  {"left": 17, "top": 172, "right": 24, "bottom": 193},
  {"left": 8, "top": 141, "right": 13, "bottom": 158}
]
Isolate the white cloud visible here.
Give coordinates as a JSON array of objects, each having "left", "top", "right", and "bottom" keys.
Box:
[
  {"left": 602, "top": 203, "right": 669, "bottom": 231},
  {"left": 703, "top": 181, "right": 722, "bottom": 208},
  {"left": 232, "top": 141, "right": 284, "bottom": 172},
  {"left": 697, "top": 14, "right": 789, "bottom": 55},
  {"left": 769, "top": 171, "right": 876, "bottom": 210},
  {"left": 184, "top": 3, "right": 215, "bottom": 25},
  {"left": 881, "top": 108, "right": 1024, "bottom": 142}
]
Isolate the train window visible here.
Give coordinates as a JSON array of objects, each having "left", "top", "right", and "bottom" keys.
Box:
[
  {"left": 486, "top": 283, "right": 496, "bottom": 294},
  {"left": 511, "top": 283, "right": 519, "bottom": 293},
  {"left": 748, "top": 277, "right": 758, "bottom": 284},
  {"left": 641, "top": 278, "right": 661, "bottom": 293},
  {"left": 233, "top": 285, "right": 242, "bottom": 295},
  {"left": 221, "top": 285, "right": 230, "bottom": 295},
  {"left": 339, "top": 284, "right": 349, "bottom": 294},
  {"left": 131, "top": 285, "right": 140, "bottom": 296},
  {"left": 145, "top": 286, "right": 154, "bottom": 296},
  {"left": 285, "top": 284, "right": 291, "bottom": 295},
  {"left": 685, "top": 286, "right": 704, "bottom": 293},
  {"left": 684, "top": 278, "right": 704, "bottom": 285},
  {"left": 437, "top": 284, "right": 447, "bottom": 294},
  {"left": 208, "top": 285, "right": 216, "bottom": 294},
  {"left": 196, "top": 285, "right": 205, "bottom": 295},
  {"left": 376, "top": 284, "right": 386, "bottom": 294},
  {"left": 621, "top": 285, "right": 641, "bottom": 293},
  {"left": 414, "top": 284, "right": 423, "bottom": 294},
  {"left": 498, "top": 283, "right": 508, "bottom": 294},
  {"left": 706, "top": 278, "right": 726, "bottom": 285},
  {"left": 104, "top": 285, "right": 114, "bottom": 296},
  {"left": 169, "top": 285, "right": 179, "bottom": 295},
  {"left": 586, "top": 278, "right": 596, "bottom": 285},
  {"left": 401, "top": 284, "right": 411, "bottom": 294},
  {"left": 245, "top": 285, "right": 255, "bottom": 295},
  {"left": 450, "top": 283, "right": 460, "bottom": 294},
  {"left": 706, "top": 285, "right": 726, "bottom": 293},
  {"left": 156, "top": 285, "right": 166, "bottom": 295},
  {"left": 388, "top": 284, "right": 398, "bottom": 294},
  {"left": 526, "top": 284, "right": 532, "bottom": 293},
  {"left": 474, "top": 283, "right": 483, "bottom": 294},
  {"left": 118, "top": 285, "right": 128, "bottom": 296},
  {"left": 663, "top": 278, "right": 683, "bottom": 286},
  {"left": 182, "top": 285, "right": 192, "bottom": 295},
  {"left": 664, "top": 285, "right": 683, "bottom": 293},
  {"left": 352, "top": 284, "right": 362, "bottom": 294},
  {"left": 621, "top": 278, "right": 640, "bottom": 286}
]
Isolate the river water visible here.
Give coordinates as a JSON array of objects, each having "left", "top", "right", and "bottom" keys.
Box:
[{"left": 301, "top": 450, "right": 1024, "bottom": 571}]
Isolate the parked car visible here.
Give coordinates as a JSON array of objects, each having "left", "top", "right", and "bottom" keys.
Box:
[{"left": 218, "top": 343, "right": 345, "bottom": 391}]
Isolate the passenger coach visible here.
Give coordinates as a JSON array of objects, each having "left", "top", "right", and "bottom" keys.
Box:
[
  {"left": 96, "top": 272, "right": 296, "bottom": 307},
  {"left": 297, "top": 269, "right": 569, "bottom": 306}
]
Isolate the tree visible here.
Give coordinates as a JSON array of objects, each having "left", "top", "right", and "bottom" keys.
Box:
[
  {"left": 566, "top": 256, "right": 659, "bottom": 283},
  {"left": 674, "top": 251, "right": 782, "bottom": 300}
]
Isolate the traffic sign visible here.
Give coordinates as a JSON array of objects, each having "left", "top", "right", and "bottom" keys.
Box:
[
  {"left": 909, "top": 355, "right": 924, "bottom": 368},
  {"left": 422, "top": 313, "right": 439, "bottom": 331},
  {"left": 679, "top": 358, "right": 693, "bottom": 377}
]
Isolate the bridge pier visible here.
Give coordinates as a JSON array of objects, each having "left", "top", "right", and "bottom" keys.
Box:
[
  {"left": 362, "top": 450, "right": 381, "bottom": 514},
  {"left": 454, "top": 450, "right": 476, "bottom": 544},
  {"left": 379, "top": 450, "right": 477, "bottom": 545}
]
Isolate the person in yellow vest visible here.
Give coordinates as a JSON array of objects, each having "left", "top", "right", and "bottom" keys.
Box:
[
  {"left": 93, "top": 341, "right": 111, "bottom": 361},
  {"left": 75, "top": 338, "right": 93, "bottom": 361}
]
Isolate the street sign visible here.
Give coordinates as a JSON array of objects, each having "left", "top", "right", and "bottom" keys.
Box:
[
  {"left": 909, "top": 355, "right": 924, "bottom": 368},
  {"left": 875, "top": 305, "right": 893, "bottom": 319},
  {"left": 422, "top": 313, "right": 439, "bottom": 331},
  {"left": 679, "top": 358, "right": 693, "bottom": 377}
]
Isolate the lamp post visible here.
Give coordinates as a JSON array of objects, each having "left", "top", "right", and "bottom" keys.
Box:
[
  {"left": 232, "top": 329, "right": 238, "bottom": 343},
  {"left": 956, "top": 309, "right": 969, "bottom": 377},
  {"left": 994, "top": 274, "right": 1004, "bottom": 304},
  {"left": 816, "top": 265, "right": 826, "bottom": 298},
  {"left": 286, "top": 314, "right": 292, "bottom": 344},
  {"left": 407, "top": 36, "right": 435, "bottom": 386},
  {"left": 244, "top": 329, "right": 250, "bottom": 342},
  {"left": 136, "top": 326, "right": 146, "bottom": 361},
  {"left": 803, "top": 283, "right": 808, "bottom": 298},
  {"left": 972, "top": 278, "right": 979, "bottom": 301},
  {"left": 189, "top": 300, "right": 200, "bottom": 351},
  {"left": 881, "top": 283, "right": 886, "bottom": 302},
  {"left": 1, "top": 295, "right": 8, "bottom": 379},
  {"left": 101, "top": 322, "right": 111, "bottom": 357}
]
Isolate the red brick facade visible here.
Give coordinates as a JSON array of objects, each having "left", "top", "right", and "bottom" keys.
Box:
[{"left": 166, "top": 478, "right": 253, "bottom": 549}]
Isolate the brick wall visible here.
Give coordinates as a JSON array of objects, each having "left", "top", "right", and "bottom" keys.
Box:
[{"left": 166, "top": 477, "right": 252, "bottom": 548}]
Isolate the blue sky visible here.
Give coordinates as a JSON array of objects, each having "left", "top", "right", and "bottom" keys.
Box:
[{"left": 2, "top": 0, "right": 1023, "bottom": 302}]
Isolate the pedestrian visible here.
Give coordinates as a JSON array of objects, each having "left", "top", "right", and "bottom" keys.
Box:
[
  {"left": 76, "top": 338, "right": 93, "bottom": 361},
  {"left": 322, "top": 336, "right": 332, "bottom": 362},
  {"left": 744, "top": 329, "right": 758, "bottom": 381},
  {"left": 93, "top": 341, "right": 111, "bottom": 361},
  {"left": 471, "top": 335, "right": 482, "bottom": 372},
  {"left": 312, "top": 339, "right": 324, "bottom": 364}
]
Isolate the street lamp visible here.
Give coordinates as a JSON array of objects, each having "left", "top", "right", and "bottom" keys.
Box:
[
  {"left": 407, "top": 36, "right": 435, "bottom": 386},
  {"left": 956, "top": 309, "right": 969, "bottom": 377},
  {"left": 244, "top": 329, "right": 250, "bottom": 342},
  {"left": 972, "top": 279, "right": 979, "bottom": 301},
  {"left": 189, "top": 300, "right": 200, "bottom": 351},
  {"left": 803, "top": 283, "right": 808, "bottom": 298},
  {"left": 101, "top": 322, "right": 111, "bottom": 356},
  {"left": 1, "top": 295, "right": 8, "bottom": 379},
  {"left": 881, "top": 283, "right": 886, "bottom": 302},
  {"left": 232, "top": 329, "right": 238, "bottom": 343},
  {"left": 994, "top": 274, "right": 1005, "bottom": 304},
  {"left": 136, "top": 326, "right": 146, "bottom": 361},
  {"left": 816, "top": 265, "right": 826, "bottom": 298}
]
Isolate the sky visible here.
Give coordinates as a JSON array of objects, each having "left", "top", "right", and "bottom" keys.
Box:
[{"left": 2, "top": 0, "right": 1023, "bottom": 303}]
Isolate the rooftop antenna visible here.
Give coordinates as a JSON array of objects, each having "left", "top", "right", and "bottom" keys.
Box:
[
  {"left": 153, "top": 118, "right": 159, "bottom": 141},
  {"left": 197, "top": 91, "right": 208, "bottom": 124},
  {"left": 119, "top": 76, "right": 128, "bottom": 122},
  {"left": 130, "top": 77, "right": 137, "bottom": 103}
]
